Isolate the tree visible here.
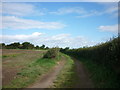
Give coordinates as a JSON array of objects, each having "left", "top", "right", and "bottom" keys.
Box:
[
  {"left": 5, "top": 42, "right": 21, "bottom": 49},
  {"left": 35, "top": 45, "right": 39, "bottom": 49},
  {"left": 45, "top": 47, "right": 49, "bottom": 50},
  {"left": 40, "top": 44, "right": 45, "bottom": 49},
  {"left": 21, "top": 42, "right": 34, "bottom": 49},
  {"left": 65, "top": 47, "right": 69, "bottom": 51},
  {"left": 12, "top": 42, "right": 20, "bottom": 49},
  {"left": 60, "top": 47, "right": 69, "bottom": 52},
  {"left": 0, "top": 43, "right": 5, "bottom": 49}
]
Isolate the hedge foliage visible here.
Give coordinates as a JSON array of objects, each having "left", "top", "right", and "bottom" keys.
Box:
[
  {"left": 61, "top": 36, "right": 120, "bottom": 87},
  {"left": 43, "top": 47, "right": 60, "bottom": 59},
  {"left": 61, "top": 37, "right": 120, "bottom": 72}
]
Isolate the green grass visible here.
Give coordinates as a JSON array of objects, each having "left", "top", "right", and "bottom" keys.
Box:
[
  {"left": 52, "top": 54, "right": 78, "bottom": 88},
  {"left": 80, "top": 58, "right": 119, "bottom": 88},
  {"left": 3, "top": 54, "right": 62, "bottom": 88},
  {"left": 2, "top": 54, "right": 19, "bottom": 58}
]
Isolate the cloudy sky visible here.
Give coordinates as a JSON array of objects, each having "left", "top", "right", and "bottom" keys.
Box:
[{"left": 1, "top": 2, "right": 118, "bottom": 48}]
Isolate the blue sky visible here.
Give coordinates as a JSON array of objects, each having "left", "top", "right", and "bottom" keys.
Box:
[{"left": 1, "top": 2, "right": 118, "bottom": 48}]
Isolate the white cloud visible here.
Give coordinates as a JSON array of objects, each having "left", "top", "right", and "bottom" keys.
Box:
[
  {"left": 2, "top": 3, "right": 45, "bottom": 16},
  {"left": 50, "top": 7, "right": 101, "bottom": 18},
  {"left": 50, "top": 7, "right": 86, "bottom": 15},
  {"left": 105, "top": 6, "right": 118, "bottom": 14},
  {"left": 103, "top": 6, "right": 118, "bottom": 18},
  {"left": 50, "top": 4, "right": 118, "bottom": 18},
  {"left": 77, "top": 10, "right": 102, "bottom": 18},
  {"left": 1, "top": 32, "right": 42, "bottom": 41},
  {"left": 77, "top": 6, "right": 118, "bottom": 18},
  {"left": 0, "top": 33, "right": 97, "bottom": 48},
  {"left": 2, "top": 2, "right": 118, "bottom": 18},
  {"left": 98, "top": 24, "right": 118, "bottom": 33},
  {"left": 2, "top": 16, "right": 66, "bottom": 30}
]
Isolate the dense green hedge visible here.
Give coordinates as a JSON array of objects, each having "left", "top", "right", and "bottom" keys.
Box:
[
  {"left": 62, "top": 37, "right": 120, "bottom": 70},
  {"left": 61, "top": 37, "right": 120, "bottom": 86}
]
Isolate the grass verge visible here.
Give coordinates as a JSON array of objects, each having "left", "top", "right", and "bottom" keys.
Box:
[
  {"left": 3, "top": 54, "right": 62, "bottom": 88},
  {"left": 80, "top": 58, "right": 119, "bottom": 88},
  {"left": 52, "top": 54, "right": 78, "bottom": 88}
]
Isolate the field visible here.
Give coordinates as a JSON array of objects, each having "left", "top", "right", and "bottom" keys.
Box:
[
  {"left": 2, "top": 49, "right": 77, "bottom": 88},
  {"left": 2, "top": 49, "right": 46, "bottom": 88}
]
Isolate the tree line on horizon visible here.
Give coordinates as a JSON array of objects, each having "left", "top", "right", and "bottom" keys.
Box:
[{"left": 0, "top": 42, "right": 49, "bottom": 50}]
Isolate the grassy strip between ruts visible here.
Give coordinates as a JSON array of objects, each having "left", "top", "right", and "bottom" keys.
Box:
[
  {"left": 3, "top": 53, "right": 62, "bottom": 88},
  {"left": 80, "top": 58, "right": 119, "bottom": 88},
  {"left": 51, "top": 54, "right": 78, "bottom": 88}
]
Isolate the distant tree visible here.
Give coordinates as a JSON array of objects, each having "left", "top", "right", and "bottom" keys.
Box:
[
  {"left": 6, "top": 44, "right": 13, "bottom": 49},
  {"left": 83, "top": 46, "right": 88, "bottom": 48},
  {"left": 21, "top": 42, "right": 34, "bottom": 49},
  {"left": 12, "top": 42, "right": 20, "bottom": 49},
  {"left": 60, "top": 47, "right": 70, "bottom": 53},
  {"left": 19, "top": 44, "right": 23, "bottom": 49},
  {"left": 35, "top": 45, "right": 39, "bottom": 49},
  {"left": 28, "top": 44, "right": 34, "bottom": 49},
  {"left": 45, "top": 47, "right": 49, "bottom": 50},
  {"left": 0, "top": 43, "right": 6, "bottom": 49},
  {"left": 5, "top": 42, "right": 20, "bottom": 49},
  {"left": 40, "top": 44, "right": 45, "bottom": 49},
  {"left": 65, "top": 47, "right": 69, "bottom": 50}
]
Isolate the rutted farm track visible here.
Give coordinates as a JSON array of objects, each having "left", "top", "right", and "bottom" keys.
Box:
[
  {"left": 26, "top": 56, "right": 66, "bottom": 88},
  {"left": 73, "top": 58, "right": 94, "bottom": 88},
  {"left": 2, "top": 49, "right": 94, "bottom": 88}
]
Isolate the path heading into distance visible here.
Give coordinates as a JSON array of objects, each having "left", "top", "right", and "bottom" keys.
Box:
[{"left": 24, "top": 56, "right": 94, "bottom": 89}]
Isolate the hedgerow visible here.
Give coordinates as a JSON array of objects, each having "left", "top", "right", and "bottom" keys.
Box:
[{"left": 61, "top": 36, "right": 120, "bottom": 87}]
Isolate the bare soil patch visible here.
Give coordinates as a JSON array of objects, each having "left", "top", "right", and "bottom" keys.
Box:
[{"left": 2, "top": 49, "right": 45, "bottom": 86}]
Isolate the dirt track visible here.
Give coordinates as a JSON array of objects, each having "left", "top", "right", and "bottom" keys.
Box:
[
  {"left": 25, "top": 56, "right": 66, "bottom": 88},
  {"left": 24, "top": 56, "right": 94, "bottom": 88},
  {"left": 74, "top": 58, "right": 94, "bottom": 88},
  {"left": 2, "top": 49, "right": 94, "bottom": 88}
]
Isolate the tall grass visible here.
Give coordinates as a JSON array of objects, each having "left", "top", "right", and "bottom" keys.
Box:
[{"left": 81, "top": 58, "right": 119, "bottom": 88}]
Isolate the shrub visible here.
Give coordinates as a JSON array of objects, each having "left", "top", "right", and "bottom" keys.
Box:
[{"left": 43, "top": 47, "right": 60, "bottom": 59}]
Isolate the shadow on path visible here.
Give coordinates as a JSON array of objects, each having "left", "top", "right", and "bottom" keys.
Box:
[{"left": 73, "top": 58, "right": 94, "bottom": 88}]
